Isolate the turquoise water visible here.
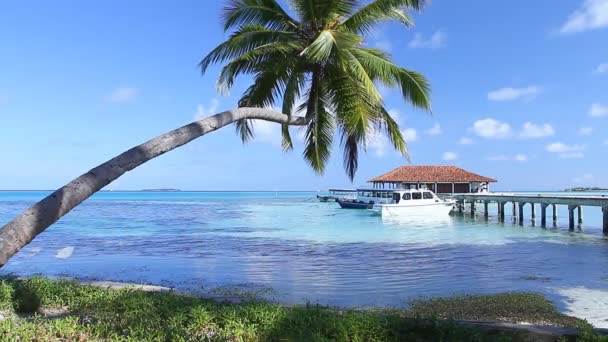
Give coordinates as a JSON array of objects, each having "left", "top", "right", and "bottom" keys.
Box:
[{"left": 1, "top": 191, "right": 607, "bottom": 326}]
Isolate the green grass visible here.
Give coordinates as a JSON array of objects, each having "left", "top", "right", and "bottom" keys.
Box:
[{"left": 0, "top": 277, "right": 604, "bottom": 341}]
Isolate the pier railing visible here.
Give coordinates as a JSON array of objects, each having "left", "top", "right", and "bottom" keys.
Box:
[{"left": 453, "top": 193, "right": 608, "bottom": 233}]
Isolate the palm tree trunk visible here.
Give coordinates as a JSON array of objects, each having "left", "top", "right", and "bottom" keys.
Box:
[{"left": 0, "top": 108, "right": 307, "bottom": 267}]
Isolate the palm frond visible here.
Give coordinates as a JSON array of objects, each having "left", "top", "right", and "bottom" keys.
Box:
[
  {"left": 379, "top": 106, "right": 408, "bottom": 157},
  {"left": 217, "top": 40, "right": 304, "bottom": 91},
  {"left": 341, "top": 132, "right": 359, "bottom": 181},
  {"left": 397, "top": 68, "right": 432, "bottom": 111},
  {"left": 351, "top": 48, "right": 431, "bottom": 111},
  {"left": 280, "top": 72, "right": 308, "bottom": 151},
  {"left": 200, "top": 25, "right": 296, "bottom": 74},
  {"left": 222, "top": 0, "right": 299, "bottom": 30},
  {"left": 340, "top": 0, "right": 424, "bottom": 33},
  {"left": 342, "top": 50, "right": 383, "bottom": 104},
  {"left": 303, "top": 93, "right": 334, "bottom": 174}
]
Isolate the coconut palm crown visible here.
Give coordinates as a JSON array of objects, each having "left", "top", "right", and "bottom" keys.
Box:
[{"left": 201, "top": 0, "right": 431, "bottom": 180}]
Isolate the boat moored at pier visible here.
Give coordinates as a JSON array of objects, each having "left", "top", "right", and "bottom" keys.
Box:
[
  {"left": 372, "top": 189, "right": 456, "bottom": 217},
  {"left": 317, "top": 189, "right": 357, "bottom": 202},
  {"left": 337, "top": 198, "right": 375, "bottom": 209}
]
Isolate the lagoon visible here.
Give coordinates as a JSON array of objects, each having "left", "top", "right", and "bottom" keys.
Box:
[{"left": 1, "top": 191, "right": 607, "bottom": 327}]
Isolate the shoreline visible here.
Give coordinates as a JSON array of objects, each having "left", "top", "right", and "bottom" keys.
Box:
[{"left": 1, "top": 276, "right": 606, "bottom": 340}]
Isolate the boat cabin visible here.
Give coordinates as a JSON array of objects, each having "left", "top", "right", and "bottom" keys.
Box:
[{"left": 356, "top": 188, "right": 440, "bottom": 204}]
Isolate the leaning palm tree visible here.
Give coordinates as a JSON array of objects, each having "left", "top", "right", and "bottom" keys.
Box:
[{"left": 0, "top": 0, "right": 430, "bottom": 266}]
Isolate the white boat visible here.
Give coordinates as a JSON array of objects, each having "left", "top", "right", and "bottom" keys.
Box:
[{"left": 371, "top": 189, "right": 455, "bottom": 217}]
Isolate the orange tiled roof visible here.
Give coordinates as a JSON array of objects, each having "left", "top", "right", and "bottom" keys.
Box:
[{"left": 368, "top": 165, "right": 496, "bottom": 183}]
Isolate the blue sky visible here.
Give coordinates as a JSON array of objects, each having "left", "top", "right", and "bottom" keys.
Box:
[{"left": 0, "top": 0, "right": 607, "bottom": 191}]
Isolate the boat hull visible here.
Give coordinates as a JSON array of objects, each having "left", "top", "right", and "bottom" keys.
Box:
[
  {"left": 317, "top": 195, "right": 336, "bottom": 202},
  {"left": 337, "top": 199, "right": 374, "bottom": 209},
  {"left": 378, "top": 202, "right": 454, "bottom": 217}
]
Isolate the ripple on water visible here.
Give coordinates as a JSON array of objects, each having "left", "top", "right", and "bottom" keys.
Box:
[{"left": 1, "top": 193, "right": 608, "bottom": 325}]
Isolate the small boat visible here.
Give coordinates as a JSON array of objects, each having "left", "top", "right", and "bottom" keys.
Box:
[
  {"left": 337, "top": 198, "right": 375, "bottom": 209},
  {"left": 372, "top": 189, "right": 455, "bottom": 217},
  {"left": 317, "top": 189, "right": 357, "bottom": 202}
]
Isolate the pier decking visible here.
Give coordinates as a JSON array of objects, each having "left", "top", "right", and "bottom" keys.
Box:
[{"left": 454, "top": 193, "right": 608, "bottom": 233}]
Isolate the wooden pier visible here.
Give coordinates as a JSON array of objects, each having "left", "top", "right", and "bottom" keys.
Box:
[{"left": 454, "top": 193, "right": 608, "bottom": 233}]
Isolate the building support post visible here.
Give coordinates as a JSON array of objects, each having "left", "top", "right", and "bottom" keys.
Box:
[
  {"left": 458, "top": 199, "right": 464, "bottom": 214},
  {"left": 603, "top": 207, "right": 608, "bottom": 235},
  {"left": 484, "top": 201, "right": 489, "bottom": 220},
  {"left": 568, "top": 205, "right": 576, "bottom": 230},
  {"left": 451, "top": 183, "right": 455, "bottom": 194},
  {"left": 498, "top": 202, "right": 505, "bottom": 222},
  {"left": 470, "top": 201, "right": 475, "bottom": 216},
  {"left": 531, "top": 203, "right": 536, "bottom": 220},
  {"left": 552, "top": 204, "right": 558, "bottom": 225},
  {"left": 518, "top": 202, "right": 525, "bottom": 225},
  {"left": 577, "top": 206, "right": 583, "bottom": 225},
  {"left": 512, "top": 202, "right": 517, "bottom": 222},
  {"left": 541, "top": 204, "right": 548, "bottom": 227}
]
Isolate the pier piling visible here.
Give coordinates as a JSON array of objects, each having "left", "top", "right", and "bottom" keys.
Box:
[
  {"left": 568, "top": 205, "right": 576, "bottom": 230},
  {"left": 512, "top": 202, "right": 517, "bottom": 220},
  {"left": 603, "top": 207, "right": 608, "bottom": 234},
  {"left": 498, "top": 202, "right": 505, "bottom": 222},
  {"left": 454, "top": 193, "right": 608, "bottom": 233},
  {"left": 541, "top": 204, "right": 548, "bottom": 227},
  {"left": 531, "top": 204, "right": 536, "bottom": 220},
  {"left": 552, "top": 204, "right": 558, "bottom": 225},
  {"left": 483, "top": 201, "right": 489, "bottom": 219}
]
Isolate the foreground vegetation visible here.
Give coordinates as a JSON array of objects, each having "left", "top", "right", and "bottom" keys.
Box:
[{"left": 0, "top": 277, "right": 605, "bottom": 341}]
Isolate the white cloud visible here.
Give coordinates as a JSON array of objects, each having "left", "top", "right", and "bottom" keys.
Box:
[
  {"left": 514, "top": 154, "right": 528, "bottom": 162},
  {"left": 442, "top": 151, "right": 458, "bottom": 161},
  {"left": 401, "top": 128, "right": 418, "bottom": 142},
  {"left": 459, "top": 137, "right": 473, "bottom": 145},
  {"left": 546, "top": 142, "right": 585, "bottom": 153},
  {"left": 546, "top": 142, "right": 586, "bottom": 158},
  {"left": 578, "top": 126, "right": 594, "bottom": 136},
  {"left": 387, "top": 108, "right": 402, "bottom": 123},
  {"left": 104, "top": 87, "right": 138, "bottom": 103},
  {"left": 408, "top": 30, "right": 447, "bottom": 49},
  {"left": 367, "top": 129, "right": 389, "bottom": 157},
  {"left": 367, "top": 28, "right": 392, "bottom": 51},
  {"left": 487, "top": 86, "right": 541, "bottom": 101},
  {"left": 560, "top": 0, "right": 608, "bottom": 34},
  {"left": 589, "top": 103, "right": 608, "bottom": 117},
  {"left": 595, "top": 62, "right": 608, "bottom": 74},
  {"left": 194, "top": 99, "right": 219, "bottom": 120},
  {"left": 519, "top": 122, "right": 555, "bottom": 139},
  {"left": 472, "top": 118, "right": 512, "bottom": 139},
  {"left": 573, "top": 173, "right": 595, "bottom": 184},
  {"left": 252, "top": 120, "right": 282, "bottom": 146},
  {"left": 487, "top": 154, "right": 528, "bottom": 162},
  {"left": 425, "top": 123, "right": 442, "bottom": 136}
]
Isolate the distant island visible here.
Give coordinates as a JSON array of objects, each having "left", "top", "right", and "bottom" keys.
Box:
[
  {"left": 140, "top": 188, "right": 181, "bottom": 192},
  {"left": 563, "top": 187, "right": 608, "bottom": 192}
]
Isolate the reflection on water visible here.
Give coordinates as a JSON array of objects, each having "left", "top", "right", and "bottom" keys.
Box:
[
  {"left": 381, "top": 215, "right": 453, "bottom": 227},
  {"left": 0, "top": 191, "right": 607, "bottom": 327}
]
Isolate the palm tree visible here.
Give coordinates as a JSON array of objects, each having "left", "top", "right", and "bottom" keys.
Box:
[{"left": 0, "top": 0, "right": 430, "bottom": 266}]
